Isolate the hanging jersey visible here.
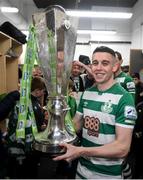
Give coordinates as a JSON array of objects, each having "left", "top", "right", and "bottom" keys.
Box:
[{"left": 76, "top": 83, "right": 137, "bottom": 179}]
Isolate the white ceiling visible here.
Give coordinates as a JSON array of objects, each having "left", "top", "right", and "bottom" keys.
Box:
[{"left": 0, "top": 0, "right": 138, "bottom": 41}]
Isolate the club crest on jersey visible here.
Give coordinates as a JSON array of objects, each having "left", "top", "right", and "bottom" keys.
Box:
[
  {"left": 101, "top": 100, "right": 113, "bottom": 113},
  {"left": 83, "top": 101, "right": 88, "bottom": 107}
]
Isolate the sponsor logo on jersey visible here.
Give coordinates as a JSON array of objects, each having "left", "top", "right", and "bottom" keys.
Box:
[
  {"left": 84, "top": 116, "right": 100, "bottom": 137},
  {"left": 127, "top": 82, "right": 135, "bottom": 89},
  {"left": 124, "top": 106, "right": 137, "bottom": 119},
  {"left": 101, "top": 100, "right": 113, "bottom": 113}
]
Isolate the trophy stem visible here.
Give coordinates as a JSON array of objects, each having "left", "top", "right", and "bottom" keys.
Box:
[{"left": 33, "top": 96, "right": 77, "bottom": 154}]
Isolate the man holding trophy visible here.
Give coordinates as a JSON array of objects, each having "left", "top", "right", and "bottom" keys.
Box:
[
  {"left": 53, "top": 46, "right": 137, "bottom": 179},
  {"left": 32, "top": 5, "right": 136, "bottom": 179}
]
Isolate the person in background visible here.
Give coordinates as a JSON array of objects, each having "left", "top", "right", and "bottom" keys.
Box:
[
  {"left": 70, "top": 61, "right": 85, "bottom": 106},
  {"left": 0, "top": 90, "right": 20, "bottom": 178},
  {"left": 22, "top": 76, "right": 48, "bottom": 178},
  {"left": 131, "top": 72, "right": 143, "bottom": 106},
  {"left": 0, "top": 91, "right": 20, "bottom": 122},
  {"left": 70, "top": 61, "right": 85, "bottom": 92},
  {"left": 7, "top": 76, "right": 48, "bottom": 179},
  {"left": 129, "top": 72, "right": 143, "bottom": 178},
  {"left": 32, "top": 66, "right": 43, "bottom": 78},
  {"left": 114, "top": 51, "right": 136, "bottom": 178},
  {"left": 32, "top": 66, "right": 48, "bottom": 107},
  {"left": 78, "top": 55, "right": 91, "bottom": 74},
  {"left": 53, "top": 46, "right": 137, "bottom": 179},
  {"left": 75, "top": 59, "right": 95, "bottom": 90},
  {"left": 30, "top": 76, "right": 48, "bottom": 131},
  {"left": 115, "top": 51, "right": 135, "bottom": 99}
]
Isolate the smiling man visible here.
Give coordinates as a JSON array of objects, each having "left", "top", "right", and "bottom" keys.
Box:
[{"left": 53, "top": 46, "right": 137, "bottom": 179}]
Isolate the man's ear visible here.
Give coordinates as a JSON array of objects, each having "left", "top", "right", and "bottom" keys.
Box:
[
  {"left": 112, "top": 62, "right": 120, "bottom": 73},
  {"left": 120, "top": 59, "right": 123, "bottom": 65}
]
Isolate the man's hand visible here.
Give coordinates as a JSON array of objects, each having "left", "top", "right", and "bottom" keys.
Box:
[{"left": 53, "top": 143, "right": 82, "bottom": 162}]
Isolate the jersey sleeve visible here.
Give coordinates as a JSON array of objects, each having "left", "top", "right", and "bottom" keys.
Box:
[
  {"left": 115, "top": 92, "right": 137, "bottom": 128},
  {"left": 125, "top": 77, "right": 135, "bottom": 100}
]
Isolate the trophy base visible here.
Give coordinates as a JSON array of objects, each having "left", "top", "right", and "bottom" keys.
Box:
[
  {"left": 33, "top": 140, "right": 66, "bottom": 155},
  {"left": 32, "top": 137, "right": 79, "bottom": 156}
]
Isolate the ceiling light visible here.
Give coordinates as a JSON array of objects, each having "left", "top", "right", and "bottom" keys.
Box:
[
  {"left": 66, "top": 10, "right": 132, "bottom": 19},
  {"left": 0, "top": 7, "right": 19, "bottom": 13},
  {"left": 77, "top": 30, "right": 117, "bottom": 35}
]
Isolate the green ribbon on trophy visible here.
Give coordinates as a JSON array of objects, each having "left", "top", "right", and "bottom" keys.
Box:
[{"left": 16, "top": 25, "right": 38, "bottom": 143}]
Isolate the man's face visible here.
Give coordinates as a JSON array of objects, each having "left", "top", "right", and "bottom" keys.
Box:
[
  {"left": 71, "top": 64, "right": 81, "bottom": 77},
  {"left": 133, "top": 77, "right": 139, "bottom": 85},
  {"left": 91, "top": 52, "right": 118, "bottom": 85},
  {"left": 32, "top": 67, "right": 43, "bottom": 77},
  {"left": 35, "top": 89, "right": 45, "bottom": 98}
]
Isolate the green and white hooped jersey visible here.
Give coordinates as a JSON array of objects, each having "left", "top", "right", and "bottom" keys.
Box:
[{"left": 76, "top": 83, "right": 137, "bottom": 179}]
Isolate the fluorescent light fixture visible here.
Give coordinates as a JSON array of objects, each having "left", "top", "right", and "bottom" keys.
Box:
[
  {"left": 0, "top": 7, "right": 19, "bottom": 13},
  {"left": 66, "top": 10, "right": 132, "bottom": 19},
  {"left": 77, "top": 30, "right": 117, "bottom": 35}
]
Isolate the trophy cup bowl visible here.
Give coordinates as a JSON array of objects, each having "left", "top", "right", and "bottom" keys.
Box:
[{"left": 32, "top": 5, "right": 78, "bottom": 154}]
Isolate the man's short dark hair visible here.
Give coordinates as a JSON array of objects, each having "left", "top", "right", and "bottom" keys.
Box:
[
  {"left": 115, "top": 51, "right": 122, "bottom": 61},
  {"left": 93, "top": 46, "right": 115, "bottom": 57},
  {"left": 131, "top": 72, "right": 140, "bottom": 80},
  {"left": 31, "top": 77, "right": 45, "bottom": 92}
]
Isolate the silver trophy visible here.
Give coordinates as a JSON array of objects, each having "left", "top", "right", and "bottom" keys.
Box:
[{"left": 32, "top": 6, "right": 78, "bottom": 154}]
